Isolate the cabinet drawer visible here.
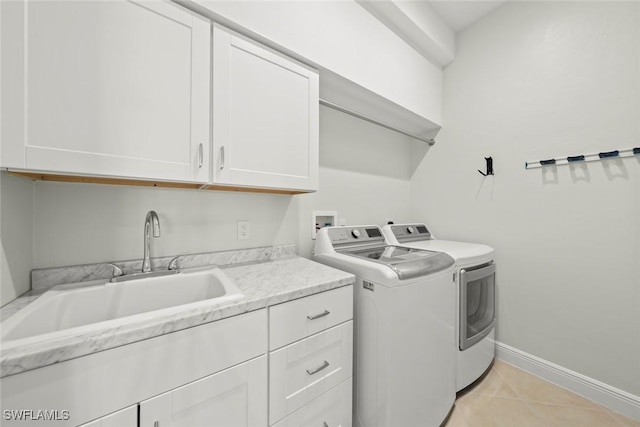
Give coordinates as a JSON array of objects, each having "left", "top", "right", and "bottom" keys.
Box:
[
  {"left": 272, "top": 378, "right": 352, "bottom": 427},
  {"left": 270, "top": 285, "right": 352, "bottom": 350},
  {"left": 269, "top": 321, "right": 353, "bottom": 424}
]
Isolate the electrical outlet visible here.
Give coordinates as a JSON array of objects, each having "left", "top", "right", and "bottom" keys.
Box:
[{"left": 237, "top": 220, "right": 250, "bottom": 240}]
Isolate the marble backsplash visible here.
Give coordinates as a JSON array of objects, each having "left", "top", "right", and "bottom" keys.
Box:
[{"left": 31, "top": 244, "right": 297, "bottom": 292}]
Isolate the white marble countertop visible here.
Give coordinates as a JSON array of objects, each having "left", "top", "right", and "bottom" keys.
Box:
[{"left": 0, "top": 253, "right": 355, "bottom": 378}]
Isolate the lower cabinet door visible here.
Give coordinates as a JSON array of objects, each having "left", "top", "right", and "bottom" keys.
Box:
[
  {"left": 78, "top": 406, "right": 137, "bottom": 427},
  {"left": 139, "top": 355, "right": 267, "bottom": 427},
  {"left": 272, "top": 378, "right": 352, "bottom": 427}
]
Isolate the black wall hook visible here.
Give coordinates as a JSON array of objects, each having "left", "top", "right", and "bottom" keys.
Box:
[{"left": 478, "top": 157, "right": 494, "bottom": 176}]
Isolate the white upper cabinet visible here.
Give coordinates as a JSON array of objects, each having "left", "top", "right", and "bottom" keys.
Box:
[
  {"left": 211, "top": 25, "right": 319, "bottom": 192},
  {"left": 1, "top": 0, "right": 211, "bottom": 183}
]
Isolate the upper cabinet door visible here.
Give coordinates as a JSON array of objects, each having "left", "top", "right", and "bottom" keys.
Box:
[
  {"left": 212, "top": 25, "right": 319, "bottom": 192},
  {"left": 1, "top": 0, "right": 210, "bottom": 183}
]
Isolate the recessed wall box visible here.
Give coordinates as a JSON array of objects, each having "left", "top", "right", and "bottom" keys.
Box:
[{"left": 312, "top": 210, "right": 337, "bottom": 239}]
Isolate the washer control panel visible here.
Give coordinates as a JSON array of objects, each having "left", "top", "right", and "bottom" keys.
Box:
[
  {"left": 390, "top": 223, "right": 432, "bottom": 242},
  {"left": 328, "top": 226, "right": 385, "bottom": 246}
]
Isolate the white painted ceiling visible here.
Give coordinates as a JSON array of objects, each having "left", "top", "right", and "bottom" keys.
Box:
[{"left": 427, "top": 1, "right": 508, "bottom": 32}]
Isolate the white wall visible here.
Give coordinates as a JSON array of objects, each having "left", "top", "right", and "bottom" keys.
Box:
[
  {"left": 31, "top": 183, "right": 298, "bottom": 269},
  {"left": 411, "top": 1, "right": 640, "bottom": 396},
  {"left": 0, "top": 173, "right": 34, "bottom": 306},
  {"left": 297, "top": 105, "right": 415, "bottom": 257},
  {"left": 357, "top": 0, "right": 456, "bottom": 67}
]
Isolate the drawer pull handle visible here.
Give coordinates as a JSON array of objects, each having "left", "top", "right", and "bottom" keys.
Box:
[
  {"left": 307, "top": 310, "right": 330, "bottom": 320},
  {"left": 306, "top": 360, "right": 330, "bottom": 375}
]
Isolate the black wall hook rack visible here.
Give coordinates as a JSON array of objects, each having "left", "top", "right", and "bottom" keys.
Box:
[{"left": 478, "top": 157, "right": 494, "bottom": 176}]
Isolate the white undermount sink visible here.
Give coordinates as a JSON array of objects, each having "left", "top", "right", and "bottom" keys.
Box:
[{"left": 1, "top": 267, "right": 244, "bottom": 343}]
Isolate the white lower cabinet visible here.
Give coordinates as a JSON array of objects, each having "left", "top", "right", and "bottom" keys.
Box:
[
  {"left": 269, "top": 322, "right": 353, "bottom": 424},
  {"left": 78, "top": 406, "right": 137, "bottom": 427},
  {"left": 1, "top": 288, "right": 354, "bottom": 427},
  {"left": 268, "top": 286, "right": 354, "bottom": 426},
  {"left": 139, "top": 356, "right": 267, "bottom": 427},
  {"left": 0, "top": 310, "right": 267, "bottom": 427},
  {"left": 271, "top": 379, "right": 352, "bottom": 427}
]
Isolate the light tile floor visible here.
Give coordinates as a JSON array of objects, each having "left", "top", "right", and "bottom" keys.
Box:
[{"left": 443, "top": 360, "right": 640, "bottom": 427}]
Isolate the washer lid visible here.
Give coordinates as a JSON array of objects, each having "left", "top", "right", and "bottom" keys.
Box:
[
  {"left": 342, "top": 245, "right": 454, "bottom": 280},
  {"left": 382, "top": 223, "right": 494, "bottom": 265},
  {"left": 411, "top": 240, "right": 494, "bottom": 265}
]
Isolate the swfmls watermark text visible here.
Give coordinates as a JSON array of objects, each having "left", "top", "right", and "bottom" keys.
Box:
[{"left": 3, "top": 410, "right": 70, "bottom": 422}]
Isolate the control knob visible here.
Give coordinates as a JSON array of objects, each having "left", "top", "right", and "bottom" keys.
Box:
[
  {"left": 351, "top": 229, "right": 361, "bottom": 238},
  {"left": 407, "top": 226, "right": 415, "bottom": 234}
]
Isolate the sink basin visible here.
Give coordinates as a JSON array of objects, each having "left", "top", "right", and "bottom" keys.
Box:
[{"left": 1, "top": 267, "right": 244, "bottom": 342}]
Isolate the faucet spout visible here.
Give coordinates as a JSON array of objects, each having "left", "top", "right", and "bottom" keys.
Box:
[{"left": 143, "top": 210, "right": 160, "bottom": 273}]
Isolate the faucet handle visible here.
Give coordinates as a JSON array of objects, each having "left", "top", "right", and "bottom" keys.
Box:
[
  {"left": 168, "top": 256, "right": 180, "bottom": 271},
  {"left": 108, "top": 263, "right": 124, "bottom": 278}
]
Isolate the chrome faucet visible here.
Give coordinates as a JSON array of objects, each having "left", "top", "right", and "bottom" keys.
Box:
[{"left": 142, "top": 210, "right": 161, "bottom": 273}]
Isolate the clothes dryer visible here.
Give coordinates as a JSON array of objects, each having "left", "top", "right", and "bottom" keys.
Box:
[
  {"left": 314, "top": 225, "right": 457, "bottom": 427},
  {"left": 382, "top": 223, "right": 496, "bottom": 391}
]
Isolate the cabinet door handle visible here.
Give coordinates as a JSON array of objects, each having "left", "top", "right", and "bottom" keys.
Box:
[
  {"left": 220, "top": 146, "right": 225, "bottom": 170},
  {"left": 307, "top": 310, "right": 330, "bottom": 320},
  {"left": 198, "top": 143, "right": 204, "bottom": 168},
  {"left": 306, "top": 360, "right": 330, "bottom": 376}
]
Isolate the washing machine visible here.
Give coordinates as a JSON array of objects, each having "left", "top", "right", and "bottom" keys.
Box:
[
  {"left": 382, "top": 223, "right": 496, "bottom": 392},
  {"left": 314, "top": 225, "right": 456, "bottom": 427}
]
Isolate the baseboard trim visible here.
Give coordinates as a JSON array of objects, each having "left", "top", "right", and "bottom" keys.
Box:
[{"left": 495, "top": 341, "right": 640, "bottom": 421}]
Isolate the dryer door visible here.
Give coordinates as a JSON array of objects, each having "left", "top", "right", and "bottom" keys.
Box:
[{"left": 460, "top": 263, "right": 496, "bottom": 350}]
